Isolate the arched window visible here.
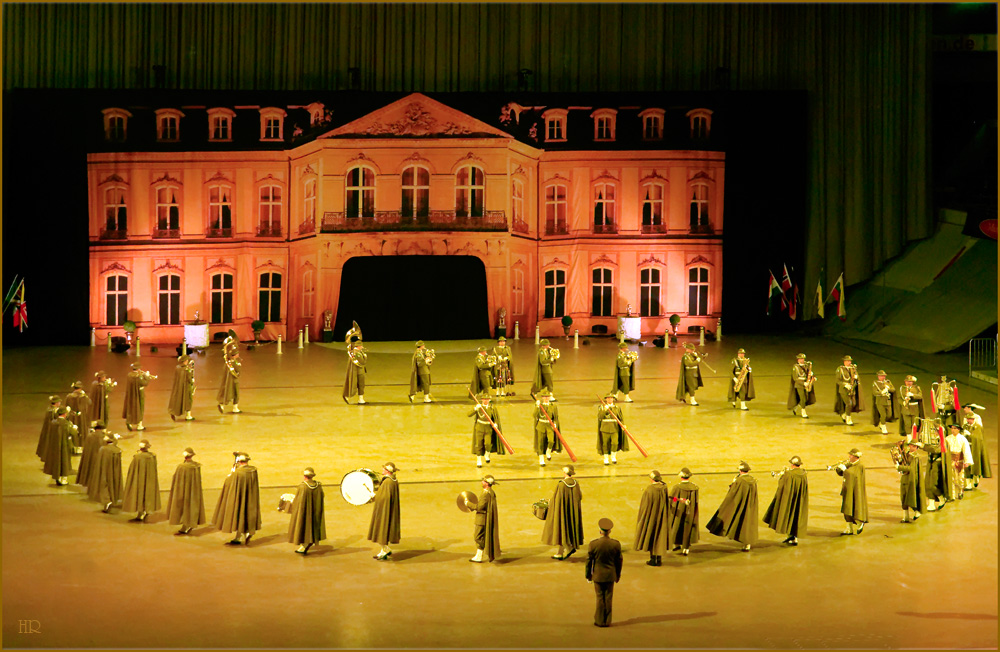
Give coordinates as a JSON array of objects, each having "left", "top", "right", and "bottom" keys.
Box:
[
  {"left": 104, "top": 186, "right": 128, "bottom": 235},
  {"left": 153, "top": 185, "right": 180, "bottom": 237},
  {"left": 545, "top": 183, "right": 568, "bottom": 235},
  {"left": 689, "top": 182, "right": 710, "bottom": 231},
  {"left": 641, "top": 182, "right": 665, "bottom": 232},
  {"left": 258, "top": 272, "right": 282, "bottom": 322},
  {"left": 210, "top": 273, "right": 234, "bottom": 324},
  {"left": 688, "top": 266, "right": 710, "bottom": 316},
  {"left": 346, "top": 166, "right": 375, "bottom": 218},
  {"left": 455, "top": 165, "right": 484, "bottom": 218},
  {"left": 640, "top": 268, "right": 661, "bottom": 317},
  {"left": 302, "top": 269, "right": 315, "bottom": 318},
  {"left": 593, "top": 182, "right": 616, "bottom": 232},
  {"left": 592, "top": 268, "right": 614, "bottom": 317},
  {"left": 102, "top": 108, "right": 131, "bottom": 142},
  {"left": 542, "top": 109, "right": 568, "bottom": 142},
  {"left": 591, "top": 109, "right": 617, "bottom": 141},
  {"left": 105, "top": 274, "right": 128, "bottom": 326},
  {"left": 544, "top": 268, "right": 567, "bottom": 319},
  {"left": 259, "top": 107, "right": 286, "bottom": 141},
  {"left": 208, "top": 185, "right": 233, "bottom": 236},
  {"left": 639, "top": 108, "right": 665, "bottom": 141},
  {"left": 208, "top": 108, "right": 235, "bottom": 142},
  {"left": 401, "top": 166, "right": 429, "bottom": 219},
  {"left": 157, "top": 274, "right": 181, "bottom": 325},
  {"left": 687, "top": 108, "right": 713, "bottom": 140},
  {"left": 155, "top": 109, "right": 184, "bottom": 142},
  {"left": 258, "top": 184, "right": 282, "bottom": 236}
]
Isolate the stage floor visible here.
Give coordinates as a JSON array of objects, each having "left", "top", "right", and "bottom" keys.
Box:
[{"left": 2, "top": 335, "right": 997, "bottom": 648}]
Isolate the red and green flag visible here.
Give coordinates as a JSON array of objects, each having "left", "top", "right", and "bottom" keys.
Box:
[
  {"left": 828, "top": 273, "right": 846, "bottom": 319},
  {"left": 767, "top": 271, "right": 784, "bottom": 315}
]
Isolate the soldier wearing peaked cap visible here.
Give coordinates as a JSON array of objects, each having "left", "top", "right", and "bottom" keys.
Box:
[
  {"left": 896, "top": 439, "right": 925, "bottom": 524},
  {"left": 36, "top": 395, "right": 62, "bottom": 461},
  {"left": 167, "top": 448, "right": 205, "bottom": 535},
  {"left": 788, "top": 354, "right": 816, "bottom": 418},
  {"left": 76, "top": 423, "right": 107, "bottom": 489},
  {"left": 597, "top": 393, "right": 628, "bottom": 466},
  {"left": 763, "top": 456, "right": 809, "bottom": 545},
  {"left": 408, "top": 341, "right": 434, "bottom": 403},
  {"left": 43, "top": 406, "right": 77, "bottom": 486},
  {"left": 542, "top": 465, "right": 584, "bottom": 560},
  {"left": 470, "top": 346, "right": 495, "bottom": 396},
  {"left": 835, "top": 448, "right": 868, "bottom": 535},
  {"left": 706, "top": 462, "right": 759, "bottom": 552},
  {"left": 533, "top": 389, "right": 563, "bottom": 466},
  {"left": 531, "top": 338, "right": 558, "bottom": 396},
  {"left": 612, "top": 342, "right": 636, "bottom": 403},
  {"left": 89, "top": 433, "right": 123, "bottom": 513},
  {"left": 288, "top": 467, "right": 326, "bottom": 555},
  {"left": 123, "top": 363, "right": 155, "bottom": 431},
  {"left": 634, "top": 470, "right": 669, "bottom": 566},
  {"left": 871, "top": 370, "right": 898, "bottom": 434},
  {"left": 90, "top": 371, "right": 115, "bottom": 428},
  {"left": 586, "top": 518, "right": 622, "bottom": 628},
  {"left": 368, "top": 463, "right": 401, "bottom": 561},
  {"left": 492, "top": 336, "right": 514, "bottom": 397},
  {"left": 667, "top": 468, "right": 699, "bottom": 556},
  {"left": 213, "top": 452, "right": 261, "bottom": 546},
  {"left": 898, "top": 375, "right": 924, "bottom": 436},
  {"left": 169, "top": 355, "right": 196, "bottom": 421},
  {"left": 834, "top": 355, "right": 864, "bottom": 426},
  {"left": 64, "top": 382, "right": 91, "bottom": 451},
  {"left": 728, "top": 348, "right": 755, "bottom": 410},
  {"left": 962, "top": 408, "right": 991, "bottom": 489},
  {"left": 675, "top": 342, "right": 705, "bottom": 406},
  {"left": 470, "top": 391, "right": 504, "bottom": 468},
  {"left": 465, "top": 475, "right": 500, "bottom": 563},
  {"left": 122, "top": 439, "right": 160, "bottom": 522}
]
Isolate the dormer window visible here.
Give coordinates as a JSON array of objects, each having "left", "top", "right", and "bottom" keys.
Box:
[
  {"left": 208, "top": 108, "right": 235, "bottom": 142},
  {"left": 306, "top": 102, "right": 326, "bottom": 127},
  {"left": 639, "top": 108, "right": 665, "bottom": 141},
  {"left": 687, "top": 108, "right": 713, "bottom": 139},
  {"left": 259, "top": 107, "right": 287, "bottom": 141},
  {"left": 102, "top": 108, "right": 132, "bottom": 143},
  {"left": 542, "top": 109, "right": 568, "bottom": 142},
  {"left": 591, "top": 109, "right": 617, "bottom": 142},
  {"left": 156, "top": 109, "right": 184, "bottom": 142}
]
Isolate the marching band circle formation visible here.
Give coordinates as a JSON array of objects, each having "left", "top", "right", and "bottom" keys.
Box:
[{"left": 34, "top": 327, "right": 992, "bottom": 625}]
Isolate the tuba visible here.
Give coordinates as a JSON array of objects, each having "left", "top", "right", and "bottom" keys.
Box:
[
  {"left": 733, "top": 357, "right": 751, "bottom": 393},
  {"left": 345, "top": 321, "right": 364, "bottom": 366},
  {"left": 934, "top": 380, "right": 955, "bottom": 411},
  {"left": 890, "top": 441, "right": 906, "bottom": 468}
]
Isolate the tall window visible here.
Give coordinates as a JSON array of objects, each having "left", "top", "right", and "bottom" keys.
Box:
[
  {"left": 208, "top": 108, "right": 235, "bottom": 142},
  {"left": 512, "top": 267, "right": 525, "bottom": 315},
  {"left": 108, "top": 115, "right": 126, "bottom": 142},
  {"left": 210, "top": 273, "right": 234, "bottom": 324},
  {"left": 640, "top": 268, "right": 661, "bottom": 317},
  {"left": 688, "top": 267, "right": 709, "bottom": 316},
  {"left": 641, "top": 183, "right": 664, "bottom": 228},
  {"left": 511, "top": 179, "right": 524, "bottom": 227},
  {"left": 258, "top": 185, "right": 282, "bottom": 235},
  {"left": 303, "top": 179, "right": 316, "bottom": 227},
  {"left": 159, "top": 115, "right": 178, "bottom": 141},
  {"left": 593, "top": 182, "right": 616, "bottom": 228},
  {"left": 258, "top": 273, "right": 282, "bottom": 322},
  {"left": 302, "top": 269, "right": 315, "bottom": 318},
  {"left": 690, "top": 184, "right": 710, "bottom": 229},
  {"left": 346, "top": 167, "right": 375, "bottom": 218},
  {"left": 455, "top": 165, "right": 484, "bottom": 218},
  {"left": 544, "top": 269, "right": 566, "bottom": 319},
  {"left": 259, "top": 108, "right": 286, "bottom": 141},
  {"left": 158, "top": 274, "right": 181, "bottom": 325},
  {"left": 687, "top": 108, "right": 713, "bottom": 139},
  {"left": 155, "top": 187, "right": 180, "bottom": 231},
  {"left": 543, "top": 109, "right": 568, "bottom": 142},
  {"left": 208, "top": 186, "right": 233, "bottom": 234},
  {"left": 264, "top": 117, "right": 281, "bottom": 139},
  {"left": 641, "top": 112, "right": 664, "bottom": 140},
  {"left": 592, "top": 268, "right": 613, "bottom": 317},
  {"left": 591, "top": 109, "right": 617, "bottom": 141},
  {"left": 401, "top": 166, "right": 429, "bottom": 219},
  {"left": 105, "top": 275, "right": 128, "bottom": 326},
  {"left": 104, "top": 187, "right": 127, "bottom": 232},
  {"left": 545, "top": 184, "right": 567, "bottom": 234}
]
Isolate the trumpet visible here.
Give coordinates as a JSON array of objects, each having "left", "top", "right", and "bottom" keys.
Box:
[
  {"left": 826, "top": 459, "right": 850, "bottom": 475},
  {"left": 423, "top": 348, "right": 436, "bottom": 365},
  {"left": 224, "top": 352, "right": 241, "bottom": 378},
  {"left": 901, "top": 386, "right": 913, "bottom": 407},
  {"left": 770, "top": 467, "right": 788, "bottom": 478},
  {"left": 875, "top": 380, "right": 893, "bottom": 397},
  {"left": 139, "top": 370, "right": 158, "bottom": 382},
  {"left": 846, "top": 363, "right": 859, "bottom": 393}
]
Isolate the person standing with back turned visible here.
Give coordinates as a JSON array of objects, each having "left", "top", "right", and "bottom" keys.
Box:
[{"left": 586, "top": 517, "right": 623, "bottom": 628}]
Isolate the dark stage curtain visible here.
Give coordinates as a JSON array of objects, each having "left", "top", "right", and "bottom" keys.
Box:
[{"left": 3, "top": 3, "right": 931, "bottom": 309}]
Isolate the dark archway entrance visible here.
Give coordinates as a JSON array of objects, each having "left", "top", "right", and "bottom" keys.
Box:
[{"left": 334, "top": 255, "right": 491, "bottom": 341}]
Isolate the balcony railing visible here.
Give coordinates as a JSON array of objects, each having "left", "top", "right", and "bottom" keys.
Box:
[
  {"left": 298, "top": 218, "right": 316, "bottom": 235},
  {"left": 256, "top": 224, "right": 283, "bottom": 237},
  {"left": 207, "top": 227, "right": 233, "bottom": 238},
  {"left": 689, "top": 223, "right": 715, "bottom": 235},
  {"left": 152, "top": 228, "right": 180, "bottom": 239},
  {"left": 593, "top": 223, "right": 618, "bottom": 234},
  {"left": 641, "top": 223, "right": 666, "bottom": 234},
  {"left": 321, "top": 210, "right": 507, "bottom": 233},
  {"left": 100, "top": 229, "right": 127, "bottom": 240},
  {"left": 512, "top": 217, "right": 529, "bottom": 234},
  {"left": 545, "top": 221, "right": 568, "bottom": 235}
]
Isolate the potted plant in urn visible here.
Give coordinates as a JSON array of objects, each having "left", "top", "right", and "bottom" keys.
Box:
[
  {"left": 668, "top": 314, "right": 681, "bottom": 347},
  {"left": 123, "top": 319, "right": 137, "bottom": 344},
  {"left": 251, "top": 320, "right": 265, "bottom": 344},
  {"left": 561, "top": 315, "right": 573, "bottom": 338}
]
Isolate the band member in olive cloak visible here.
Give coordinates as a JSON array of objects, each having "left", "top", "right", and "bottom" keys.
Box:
[
  {"left": 871, "top": 370, "right": 899, "bottom": 434},
  {"left": 408, "top": 341, "right": 434, "bottom": 403},
  {"left": 787, "top": 354, "right": 816, "bottom": 418},
  {"left": 531, "top": 339, "right": 558, "bottom": 395},
  {"left": 470, "top": 392, "right": 504, "bottom": 468},
  {"left": 288, "top": 467, "right": 326, "bottom": 555},
  {"left": 88, "top": 433, "right": 123, "bottom": 513},
  {"left": 706, "top": 461, "right": 759, "bottom": 552},
  {"left": 492, "top": 336, "right": 514, "bottom": 397},
  {"left": 465, "top": 475, "right": 500, "bottom": 563},
  {"left": 896, "top": 440, "right": 924, "bottom": 523},
  {"left": 122, "top": 363, "right": 154, "bottom": 431},
  {"left": 833, "top": 355, "right": 864, "bottom": 426},
  {"left": 597, "top": 394, "right": 628, "bottom": 466},
  {"left": 727, "top": 348, "right": 755, "bottom": 410},
  {"left": 368, "top": 462, "right": 401, "bottom": 561},
  {"left": 533, "top": 390, "right": 563, "bottom": 466},
  {"left": 43, "top": 407, "right": 77, "bottom": 486},
  {"left": 76, "top": 423, "right": 107, "bottom": 488},
  {"left": 675, "top": 343, "right": 705, "bottom": 406},
  {"left": 898, "top": 375, "right": 924, "bottom": 436},
  {"left": 833, "top": 448, "right": 868, "bottom": 535},
  {"left": 667, "top": 468, "right": 700, "bottom": 556},
  {"left": 36, "top": 395, "right": 61, "bottom": 460},
  {"left": 167, "top": 448, "right": 206, "bottom": 535},
  {"left": 633, "top": 470, "right": 668, "bottom": 566},
  {"left": 542, "top": 465, "right": 584, "bottom": 560},
  {"left": 963, "top": 409, "right": 991, "bottom": 488},
  {"left": 213, "top": 452, "right": 261, "bottom": 545},
  {"left": 763, "top": 456, "right": 809, "bottom": 546},
  {"left": 122, "top": 440, "right": 161, "bottom": 522},
  {"left": 612, "top": 342, "right": 636, "bottom": 403},
  {"left": 343, "top": 339, "right": 368, "bottom": 405},
  {"left": 65, "top": 382, "right": 91, "bottom": 451},
  {"left": 217, "top": 334, "right": 242, "bottom": 414},
  {"left": 470, "top": 346, "right": 494, "bottom": 396},
  {"left": 168, "top": 355, "right": 196, "bottom": 421},
  {"left": 919, "top": 421, "right": 949, "bottom": 512},
  {"left": 90, "top": 371, "right": 116, "bottom": 427}
]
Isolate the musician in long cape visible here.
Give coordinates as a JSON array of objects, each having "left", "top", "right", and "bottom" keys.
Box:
[
  {"left": 898, "top": 375, "right": 924, "bottom": 436},
  {"left": 633, "top": 470, "right": 669, "bottom": 566},
  {"left": 666, "top": 468, "right": 699, "bottom": 556},
  {"left": 90, "top": 370, "right": 115, "bottom": 427},
  {"left": 531, "top": 339, "right": 558, "bottom": 395},
  {"left": 833, "top": 355, "right": 864, "bottom": 426},
  {"left": 834, "top": 448, "right": 868, "bottom": 535},
  {"left": 706, "top": 461, "right": 759, "bottom": 552},
  {"left": 343, "top": 324, "right": 368, "bottom": 405},
  {"left": 288, "top": 467, "right": 326, "bottom": 555},
  {"left": 168, "top": 355, "right": 196, "bottom": 421},
  {"left": 763, "top": 456, "right": 809, "bottom": 546},
  {"left": 65, "top": 382, "right": 91, "bottom": 451},
  {"left": 871, "top": 370, "right": 899, "bottom": 434},
  {"left": 727, "top": 348, "right": 755, "bottom": 410},
  {"left": 612, "top": 342, "right": 636, "bottom": 402},
  {"left": 895, "top": 439, "right": 924, "bottom": 523},
  {"left": 469, "top": 346, "right": 494, "bottom": 395},
  {"left": 213, "top": 452, "right": 261, "bottom": 545},
  {"left": 596, "top": 393, "right": 628, "bottom": 466},
  {"left": 944, "top": 423, "right": 973, "bottom": 500},
  {"left": 491, "top": 336, "right": 514, "bottom": 397},
  {"left": 42, "top": 407, "right": 77, "bottom": 486},
  {"left": 408, "top": 340, "right": 433, "bottom": 403},
  {"left": 216, "top": 332, "right": 242, "bottom": 414},
  {"left": 787, "top": 353, "right": 816, "bottom": 418},
  {"left": 36, "top": 395, "right": 61, "bottom": 461},
  {"left": 533, "top": 389, "right": 563, "bottom": 466},
  {"left": 122, "top": 439, "right": 161, "bottom": 522},
  {"left": 122, "top": 363, "right": 155, "bottom": 431},
  {"left": 963, "top": 408, "right": 991, "bottom": 489},
  {"left": 541, "top": 465, "right": 583, "bottom": 560},
  {"left": 930, "top": 375, "right": 960, "bottom": 427},
  {"left": 166, "top": 447, "right": 206, "bottom": 535},
  {"left": 918, "top": 418, "right": 950, "bottom": 512},
  {"left": 469, "top": 391, "right": 504, "bottom": 468},
  {"left": 76, "top": 423, "right": 107, "bottom": 488},
  {"left": 675, "top": 342, "right": 705, "bottom": 405},
  {"left": 367, "top": 462, "right": 400, "bottom": 561},
  {"left": 88, "top": 433, "right": 123, "bottom": 513},
  {"left": 465, "top": 474, "right": 500, "bottom": 563}
]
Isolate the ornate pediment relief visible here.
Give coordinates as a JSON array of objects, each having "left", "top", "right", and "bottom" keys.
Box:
[
  {"left": 152, "top": 260, "right": 183, "bottom": 274},
  {"left": 687, "top": 255, "right": 713, "bottom": 266},
  {"left": 206, "top": 258, "right": 234, "bottom": 271},
  {"left": 101, "top": 261, "right": 130, "bottom": 275},
  {"left": 100, "top": 173, "right": 128, "bottom": 186},
  {"left": 321, "top": 93, "right": 512, "bottom": 139},
  {"left": 638, "top": 254, "right": 665, "bottom": 267},
  {"left": 151, "top": 173, "right": 181, "bottom": 186},
  {"left": 593, "top": 253, "right": 616, "bottom": 267}
]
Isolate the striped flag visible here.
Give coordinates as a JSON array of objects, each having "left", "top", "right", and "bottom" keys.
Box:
[
  {"left": 828, "top": 273, "right": 846, "bottom": 319},
  {"left": 767, "top": 271, "right": 783, "bottom": 316},
  {"left": 815, "top": 275, "right": 825, "bottom": 319},
  {"left": 11, "top": 280, "right": 27, "bottom": 332}
]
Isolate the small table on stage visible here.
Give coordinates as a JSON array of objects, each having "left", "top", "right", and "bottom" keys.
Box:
[
  {"left": 617, "top": 316, "right": 641, "bottom": 341},
  {"left": 183, "top": 322, "right": 210, "bottom": 350}
]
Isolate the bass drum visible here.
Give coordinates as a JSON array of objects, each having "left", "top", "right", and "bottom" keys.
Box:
[{"left": 341, "top": 468, "right": 381, "bottom": 505}]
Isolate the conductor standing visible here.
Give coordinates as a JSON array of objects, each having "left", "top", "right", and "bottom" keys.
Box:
[{"left": 585, "top": 517, "right": 623, "bottom": 628}]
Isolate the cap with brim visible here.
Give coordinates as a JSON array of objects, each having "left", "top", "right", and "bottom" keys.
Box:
[
  {"left": 416, "top": 340, "right": 425, "bottom": 348},
  {"left": 536, "top": 389, "right": 552, "bottom": 398},
  {"left": 540, "top": 339, "right": 550, "bottom": 346},
  {"left": 178, "top": 355, "right": 191, "bottom": 363},
  {"left": 877, "top": 370, "right": 886, "bottom": 376},
  {"left": 563, "top": 465, "right": 576, "bottom": 476},
  {"left": 183, "top": 447, "right": 196, "bottom": 457},
  {"left": 948, "top": 424, "right": 961, "bottom": 430},
  {"left": 683, "top": 343, "right": 696, "bottom": 350},
  {"left": 603, "top": 393, "right": 617, "bottom": 400},
  {"left": 103, "top": 434, "right": 115, "bottom": 443},
  {"left": 789, "top": 456, "right": 802, "bottom": 466},
  {"left": 738, "top": 461, "right": 751, "bottom": 473},
  {"left": 679, "top": 467, "right": 692, "bottom": 478},
  {"left": 842, "top": 355, "right": 853, "bottom": 362},
  {"left": 303, "top": 467, "right": 316, "bottom": 478},
  {"left": 131, "top": 363, "right": 141, "bottom": 370},
  {"left": 483, "top": 475, "right": 497, "bottom": 485},
  {"left": 138, "top": 439, "right": 151, "bottom": 449},
  {"left": 71, "top": 381, "right": 83, "bottom": 390},
  {"left": 497, "top": 336, "right": 506, "bottom": 342},
  {"left": 477, "top": 391, "right": 490, "bottom": 400},
  {"left": 95, "top": 371, "right": 106, "bottom": 378},
  {"left": 649, "top": 470, "right": 662, "bottom": 481},
  {"left": 618, "top": 342, "right": 628, "bottom": 349},
  {"left": 56, "top": 406, "right": 70, "bottom": 417},
  {"left": 737, "top": 348, "right": 746, "bottom": 354},
  {"left": 236, "top": 453, "right": 250, "bottom": 462},
  {"left": 49, "top": 395, "right": 61, "bottom": 404},
  {"left": 598, "top": 517, "right": 614, "bottom": 531},
  {"left": 384, "top": 462, "right": 397, "bottom": 473},
  {"left": 795, "top": 354, "right": 806, "bottom": 359},
  {"left": 848, "top": 448, "right": 862, "bottom": 458},
  {"left": 478, "top": 346, "right": 487, "bottom": 353},
  {"left": 228, "top": 329, "right": 238, "bottom": 339},
  {"left": 905, "top": 375, "right": 916, "bottom": 382}
]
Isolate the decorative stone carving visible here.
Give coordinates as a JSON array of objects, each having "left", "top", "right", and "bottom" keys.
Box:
[
  {"left": 101, "top": 173, "right": 127, "bottom": 185},
  {"left": 151, "top": 173, "right": 181, "bottom": 186},
  {"left": 206, "top": 258, "right": 233, "bottom": 271},
  {"left": 152, "top": 260, "right": 183, "bottom": 273},
  {"left": 638, "top": 254, "right": 665, "bottom": 267},
  {"left": 101, "top": 261, "right": 130, "bottom": 274},
  {"left": 363, "top": 102, "right": 474, "bottom": 137},
  {"left": 688, "top": 254, "right": 712, "bottom": 266},
  {"left": 593, "top": 253, "right": 616, "bottom": 266}
]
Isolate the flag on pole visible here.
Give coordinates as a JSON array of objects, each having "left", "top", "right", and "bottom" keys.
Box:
[
  {"left": 789, "top": 284, "right": 799, "bottom": 320},
  {"left": 767, "top": 271, "right": 783, "bottom": 316},
  {"left": 2, "top": 275, "right": 21, "bottom": 314},
  {"left": 12, "top": 281, "right": 27, "bottom": 332},
  {"left": 828, "top": 273, "right": 846, "bottom": 319},
  {"left": 815, "top": 275, "right": 825, "bottom": 319},
  {"left": 781, "top": 264, "right": 793, "bottom": 293}
]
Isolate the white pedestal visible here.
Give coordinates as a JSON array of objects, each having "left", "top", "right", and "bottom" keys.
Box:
[
  {"left": 617, "top": 317, "right": 642, "bottom": 341},
  {"left": 183, "top": 323, "right": 210, "bottom": 349}
]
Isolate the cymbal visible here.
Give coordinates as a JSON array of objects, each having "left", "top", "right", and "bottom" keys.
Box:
[{"left": 457, "top": 490, "right": 478, "bottom": 512}]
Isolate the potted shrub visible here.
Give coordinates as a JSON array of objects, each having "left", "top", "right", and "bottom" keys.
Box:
[
  {"left": 668, "top": 314, "right": 681, "bottom": 347},
  {"left": 561, "top": 315, "right": 573, "bottom": 337},
  {"left": 251, "top": 320, "right": 266, "bottom": 343},
  {"left": 123, "top": 320, "right": 137, "bottom": 344}
]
